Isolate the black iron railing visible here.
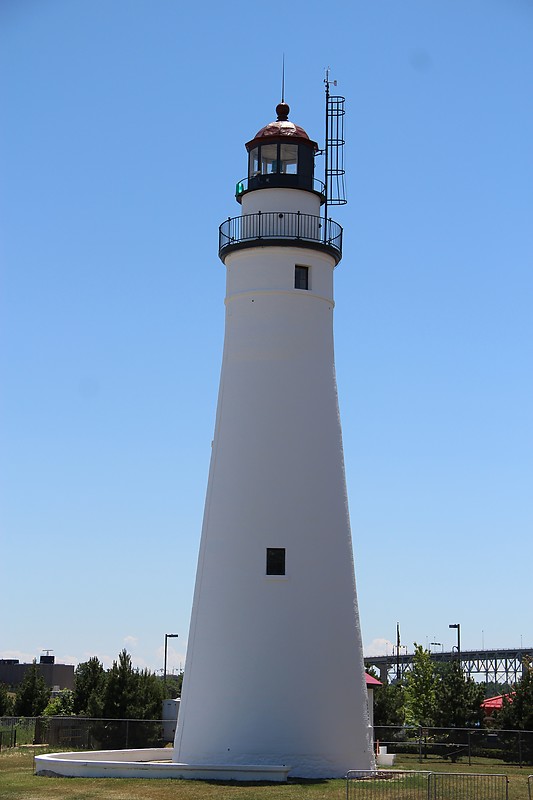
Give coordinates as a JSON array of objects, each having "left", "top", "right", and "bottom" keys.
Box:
[{"left": 219, "top": 211, "right": 343, "bottom": 263}]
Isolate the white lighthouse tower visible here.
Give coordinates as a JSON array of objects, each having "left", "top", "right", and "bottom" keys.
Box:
[{"left": 174, "top": 95, "right": 374, "bottom": 779}]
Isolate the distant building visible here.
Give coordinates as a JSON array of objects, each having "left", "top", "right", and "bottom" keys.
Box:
[{"left": 0, "top": 655, "right": 74, "bottom": 691}]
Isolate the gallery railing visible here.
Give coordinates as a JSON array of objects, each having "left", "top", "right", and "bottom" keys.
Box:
[{"left": 218, "top": 211, "right": 343, "bottom": 263}]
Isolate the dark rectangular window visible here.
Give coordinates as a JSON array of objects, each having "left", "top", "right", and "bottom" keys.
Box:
[
  {"left": 266, "top": 547, "right": 286, "bottom": 576},
  {"left": 295, "top": 265, "right": 309, "bottom": 290}
]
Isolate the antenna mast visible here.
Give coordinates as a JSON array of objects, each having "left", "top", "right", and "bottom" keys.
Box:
[{"left": 324, "top": 69, "right": 347, "bottom": 238}]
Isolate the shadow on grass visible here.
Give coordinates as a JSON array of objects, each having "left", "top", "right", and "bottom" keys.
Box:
[{"left": 197, "top": 778, "right": 329, "bottom": 786}]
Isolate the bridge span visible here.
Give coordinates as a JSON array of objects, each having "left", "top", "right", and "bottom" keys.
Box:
[{"left": 364, "top": 647, "right": 533, "bottom": 685}]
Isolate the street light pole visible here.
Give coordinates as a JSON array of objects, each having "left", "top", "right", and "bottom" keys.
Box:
[
  {"left": 449, "top": 623, "right": 460, "bottom": 657},
  {"left": 164, "top": 633, "right": 179, "bottom": 695}
]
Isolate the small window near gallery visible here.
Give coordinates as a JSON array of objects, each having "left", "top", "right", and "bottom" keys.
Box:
[
  {"left": 266, "top": 547, "right": 286, "bottom": 576},
  {"left": 295, "top": 265, "right": 309, "bottom": 290}
]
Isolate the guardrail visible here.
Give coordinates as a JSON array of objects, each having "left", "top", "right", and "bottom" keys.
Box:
[
  {"left": 347, "top": 771, "right": 509, "bottom": 800},
  {"left": 218, "top": 211, "right": 343, "bottom": 263}
]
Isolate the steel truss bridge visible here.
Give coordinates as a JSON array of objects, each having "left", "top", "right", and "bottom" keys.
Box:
[{"left": 364, "top": 648, "right": 533, "bottom": 685}]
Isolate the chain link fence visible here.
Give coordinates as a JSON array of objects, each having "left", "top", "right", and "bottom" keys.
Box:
[
  {"left": 2, "top": 716, "right": 533, "bottom": 771},
  {"left": 0, "top": 716, "right": 170, "bottom": 750},
  {"left": 374, "top": 726, "right": 533, "bottom": 768}
]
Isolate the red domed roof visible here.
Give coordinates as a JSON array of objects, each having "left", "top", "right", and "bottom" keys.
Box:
[{"left": 246, "top": 102, "right": 318, "bottom": 152}]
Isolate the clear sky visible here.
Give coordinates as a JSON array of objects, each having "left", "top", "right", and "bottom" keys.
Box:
[{"left": 1, "top": 0, "right": 532, "bottom": 676}]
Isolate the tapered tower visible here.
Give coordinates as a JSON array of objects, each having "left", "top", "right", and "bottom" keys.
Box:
[{"left": 174, "top": 96, "right": 373, "bottom": 778}]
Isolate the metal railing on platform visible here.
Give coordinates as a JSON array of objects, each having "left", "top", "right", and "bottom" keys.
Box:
[{"left": 218, "top": 211, "right": 343, "bottom": 262}]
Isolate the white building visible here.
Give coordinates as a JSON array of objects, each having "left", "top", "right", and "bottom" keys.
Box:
[{"left": 174, "top": 99, "right": 374, "bottom": 778}]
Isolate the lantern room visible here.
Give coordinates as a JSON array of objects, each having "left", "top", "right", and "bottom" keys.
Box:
[{"left": 236, "top": 102, "right": 324, "bottom": 201}]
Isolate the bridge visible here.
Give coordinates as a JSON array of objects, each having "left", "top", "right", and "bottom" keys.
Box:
[{"left": 364, "top": 647, "right": 533, "bottom": 685}]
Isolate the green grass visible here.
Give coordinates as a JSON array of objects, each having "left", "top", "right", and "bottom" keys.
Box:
[{"left": 0, "top": 749, "right": 532, "bottom": 800}]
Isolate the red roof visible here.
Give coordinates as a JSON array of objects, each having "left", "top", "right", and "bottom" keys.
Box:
[
  {"left": 246, "top": 102, "right": 318, "bottom": 152},
  {"left": 365, "top": 673, "right": 382, "bottom": 687},
  {"left": 481, "top": 693, "right": 514, "bottom": 710}
]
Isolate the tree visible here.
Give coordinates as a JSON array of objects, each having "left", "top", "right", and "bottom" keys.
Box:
[
  {"left": 96, "top": 650, "right": 165, "bottom": 748},
  {"left": 73, "top": 657, "right": 106, "bottom": 717},
  {"left": 485, "top": 680, "right": 512, "bottom": 699},
  {"left": 495, "top": 658, "right": 533, "bottom": 764},
  {"left": 165, "top": 672, "right": 183, "bottom": 699},
  {"left": 372, "top": 679, "right": 405, "bottom": 727},
  {"left": 433, "top": 661, "right": 485, "bottom": 728},
  {"left": 13, "top": 661, "right": 50, "bottom": 717},
  {"left": 497, "top": 658, "right": 533, "bottom": 731},
  {"left": 101, "top": 649, "right": 138, "bottom": 720},
  {"left": 43, "top": 689, "right": 74, "bottom": 716},
  {"left": 0, "top": 682, "right": 14, "bottom": 716},
  {"left": 99, "top": 649, "right": 164, "bottom": 721},
  {"left": 403, "top": 644, "right": 436, "bottom": 726}
]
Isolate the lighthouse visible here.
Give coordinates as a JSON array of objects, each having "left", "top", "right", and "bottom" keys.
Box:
[{"left": 174, "top": 96, "right": 374, "bottom": 778}]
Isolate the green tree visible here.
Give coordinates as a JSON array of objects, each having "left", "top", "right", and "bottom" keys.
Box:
[
  {"left": 0, "top": 682, "right": 14, "bottom": 716},
  {"left": 13, "top": 661, "right": 50, "bottom": 717},
  {"left": 73, "top": 657, "right": 106, "bottom": 716},
  {"left": 101, "top": 649, "right": 138, "bottom": 719},
  {"left": 43, "top": 689, "right": 74, "bottom": 716},
  {"left": 371, "top": 673, "right": 405, "bottom": 727},
  {"left": 497, "top": 658, "right": 533, "bottom": 731},
  {"left": 404, "top": 644, "right": 436, "bottom": 726},
  {"left": 100, "top": 649, "right": 164, "bottom": 721},
  {"left": 433, "top": 661, "right": 485, "bottom": 728},
  {"left": 495, "top": 659, "right": 533, "bottom": 764},
  {"left": 165, "top": 672, "right": 183, "bottom": 699},
  {"left": 96, "top": 650, "right": 164, "bottom": 748},
  {"left": 485, "top": 680, "right": 511, "bottom": 699}
]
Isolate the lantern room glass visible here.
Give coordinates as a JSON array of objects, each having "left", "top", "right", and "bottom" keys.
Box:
[
  {"left": 245, "top": 140, "right": 317, "bottom": 196},
  {"left": 249, "top": 147, "right": 259, "bottom": 177},
  {"left": 280, "top": 143, "right": 298, "bottom": 174},
  {"left": 261, "top": 144, "right": 278, "bottom": 174}
]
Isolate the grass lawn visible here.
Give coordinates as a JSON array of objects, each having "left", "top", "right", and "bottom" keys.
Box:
[{"left": 0, "top": 748, "right": 532, "bottom": 800}]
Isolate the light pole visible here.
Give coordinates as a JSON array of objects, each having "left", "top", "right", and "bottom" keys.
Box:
[
  {"left": 164, "top": 633, "right": 179, "bottom": 695},
  {"left": 449, "top": 623, "right": 460, "bottom": 657},
  {"left": 394, "top": 644, "right": 407, "bottom": 682}
]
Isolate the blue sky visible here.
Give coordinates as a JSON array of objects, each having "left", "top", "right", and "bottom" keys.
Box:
[{"left": 1, "top": 0, "right": 532, "bottom": 675}]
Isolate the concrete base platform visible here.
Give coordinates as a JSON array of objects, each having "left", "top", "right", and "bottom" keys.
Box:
[{"left": 34, "top": 748, "right": 291, "bottom": 782}]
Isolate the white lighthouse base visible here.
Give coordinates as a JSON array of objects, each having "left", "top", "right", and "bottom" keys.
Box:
[{"left": 35, "top": 749, "right": 291, "bottom": 781}]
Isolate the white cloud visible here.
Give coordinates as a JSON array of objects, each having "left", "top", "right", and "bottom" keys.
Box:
[
  {"left": 123, "top": 635, "right": 139, "bottom": 648},
  {"left": 364, "top": 638, "right": 394, "bottom": 657},
  {"left": 0, "top": 649, "right": 35, "bottom": 664}
]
